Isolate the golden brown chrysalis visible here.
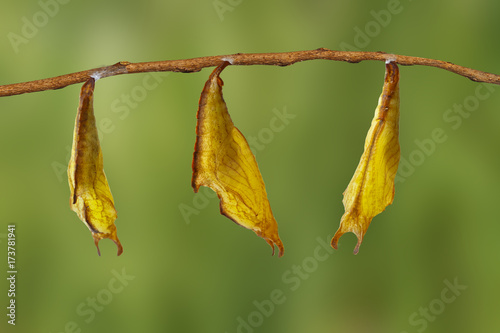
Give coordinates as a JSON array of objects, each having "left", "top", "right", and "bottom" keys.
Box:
[
  {"left": 192, "top": 62, "right": 284, "bottom": 256},
  {"left": 68, "top": 78, "right": 122, "bottom": 256},
  {"left": 332, "top": 61, "right": 400, "bottom": 254}
]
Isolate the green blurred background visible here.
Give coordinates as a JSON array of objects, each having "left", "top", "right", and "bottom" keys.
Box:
[{"left": 1, "top": 0, "right": 499, "bottom": 332}]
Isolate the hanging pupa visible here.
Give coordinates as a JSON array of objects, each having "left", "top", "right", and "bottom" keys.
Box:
[
  {"left": 68, "top": 77, "right": 122, "bottom": 256},
  {"left": 332, "top": 61, "right": 400, "bottom": 254},
  {"left": 192, "top": 62, "right": 284, "bottom": 256}
]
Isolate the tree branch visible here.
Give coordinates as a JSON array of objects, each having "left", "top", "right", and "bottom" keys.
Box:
[{"left": 1, "top": 48, "right": 499, "bottom": 97}]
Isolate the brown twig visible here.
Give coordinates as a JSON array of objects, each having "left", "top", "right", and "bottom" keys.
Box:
[{"left": 1, "top": 48, "right": 499, "bottom": 97}]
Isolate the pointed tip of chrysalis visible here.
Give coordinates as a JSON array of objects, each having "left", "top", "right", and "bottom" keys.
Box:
[
  {"left": 331, "top": 212, "right": 368, "bottom": 254},
  {"left": 331, "top": 230, "right": 363, "bottom": 255},
  {"left": 92, "top": 231, "right": 123, "bottom": 256},
  {"left": 94, "top": 238, "right": 102, "bottom": 256},
  {"left": 115, "top": 240, "right": 124, "bottom": 256},
  {"left": 330, "top": 233, "right": 340, "bottom": 250},
  {"left": 331, "top": 228, "right": 347, "bottom": 251},
  {"left": 266, "top": 236, "right": 284, "bottom": 258},
  {"left": 352, "top": 240, "right": 361, "bottom": 255}
]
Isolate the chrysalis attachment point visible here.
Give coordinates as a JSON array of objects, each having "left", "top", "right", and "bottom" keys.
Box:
[
  {"left": 385, "top": 55, "right": 397, "bottom": 64},
  {"left": 90, "top": 62, "right": 130, "bottom": 81},
  {"left": 221, "top": 57, "right": 235, "bottom": 65},
  {"left": 90, "top": 72, "right": 103, "bottom": 81}
]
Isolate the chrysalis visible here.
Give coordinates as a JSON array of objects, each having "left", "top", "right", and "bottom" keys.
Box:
[
  {"left": 192, "top": 62, "right": 284, "bottom": 256},
  {"left": 331, "top": 61, "right": 400, "bottom": 254},
  {"left": 68, "top": 78, "right": 122, "bottom": 256}
]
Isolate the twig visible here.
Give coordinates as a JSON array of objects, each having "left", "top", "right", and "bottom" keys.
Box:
[{"left": 1, "top": 48, "right": 499, "bottom": 97}]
